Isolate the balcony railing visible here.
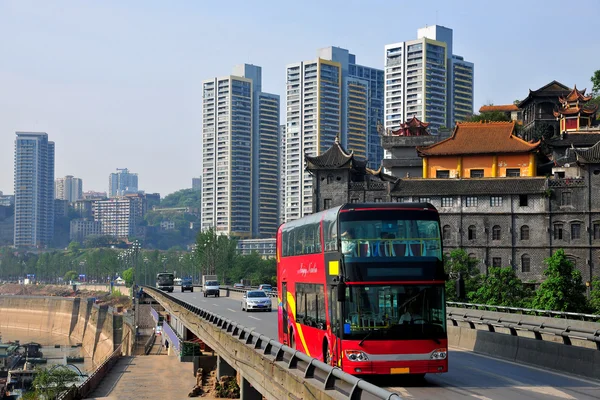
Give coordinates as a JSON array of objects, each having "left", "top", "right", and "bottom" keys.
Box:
[{"left": 548, "top": 178, "right": 585, "bottom": 187}]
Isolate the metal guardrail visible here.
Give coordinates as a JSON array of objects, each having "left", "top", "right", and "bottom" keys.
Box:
[
  {"left": 144, "top": 286, "right": 402, "bottom": 400},
  {"left": 448, "top": 301, "right": 600, "bottom": 321},
  {"left": 222, "top": 285, "right": 278, "bottom": 298},
  {"left": 447, "top": 310, "right": 600, "bottom": 349},
  {"left": 58, "top": 340, "right": 124, "bottom": 400}
]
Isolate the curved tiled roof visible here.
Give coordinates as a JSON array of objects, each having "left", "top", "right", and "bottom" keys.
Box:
[
  {"left": 305, "top": 140, "right": 353, "bottom": 169},
  {"left": 575, "top": 141, "right": 600, "bottom": 163},
  {"left": 559, "top": 85, "right": 593, "bottom": 103},
  {"left": 416, "top": 121, "right": 540, "bottom": 156},
  {"left": 553, "top": 104, "right": 598, "bottom": 117},
  {"left": 479, "top": 104, "right": 519, "bottom": 113},
  {"left": 391, "top": 177, "right": 548, "bottom": 196}
]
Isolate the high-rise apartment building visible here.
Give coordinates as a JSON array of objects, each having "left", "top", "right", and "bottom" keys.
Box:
[
  {"left": 384, "top": 25, "right": 474, "bottom": 136},
  {"left": 279, "top": 124, "right": 286, "bottom": 224},
  {"left": 201, "top": 64, "right": 280, "bottom": 238},
  {"left": 192, "top": 177, "right": 202, "bottom": 191},
  {"left": 108, "top": 168, "right": 138, "bottom": 197},
  {"left": 93, "top": 195, "right": 145, "bottom": 238},
  {"left": 13, "top": 132, "right": 55, "bottom": 247},
  {"left": 55, "top": 175, "right": 83, "bottom": 202},
  {"left": 285, "top": 47, "right": 383, "bottom": 222}
]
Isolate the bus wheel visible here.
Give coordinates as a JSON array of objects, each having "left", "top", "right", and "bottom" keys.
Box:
[{"left": 323, "top": 340, "right": 331, "bottom": 365}]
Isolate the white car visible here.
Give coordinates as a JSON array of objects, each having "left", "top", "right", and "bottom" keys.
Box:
[{"left": 241, "top": 290, "right": 272, "bottom": 312}]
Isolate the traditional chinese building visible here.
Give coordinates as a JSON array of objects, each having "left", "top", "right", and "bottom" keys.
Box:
[
  {"left": 379, "top": 117, "right": 450, "bottom": 178},
  {"left": 478, "top": 104, "right": 522, "bottom": 122},
  {"left": 307, "top": 130, "right": 600, "bottom": 286},
  {"left": 416, "top": 121, "right": 540, "bottom": 178},
  {"left": 519, "top": 80, "right": 571, "bottom": 141},
  {"left": 553, "top": 85, "right": 598, "bottom": 132}
]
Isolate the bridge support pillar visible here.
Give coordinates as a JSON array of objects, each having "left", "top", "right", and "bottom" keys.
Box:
[
  {"left": 216, "top": 355, "right": 236, "bottom": 380},
  {"left": 240, "top": 373, "right": 261, "bottom": 400}
]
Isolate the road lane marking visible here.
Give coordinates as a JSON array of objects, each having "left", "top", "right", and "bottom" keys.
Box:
[
  {"left": 201, "top": 300, "right": 207, "bottom": 302},
  {"left": 248, "top": 316, "right": 261, "bottom": 321},
  {"left": 470, "top": 395, "right": 493, "bottom": 400},
  {"left": 227, "top": 308, "right": 236, "bottom": 313},
  {"left": 212, "top": 304, "right": 219, "bottom": 306},
  {"left": 393, "top": 388, "right": 412, "bottom": 398}
]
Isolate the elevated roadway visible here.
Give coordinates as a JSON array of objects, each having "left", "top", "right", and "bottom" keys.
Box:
[{"left": 170, "top": 291, "right": 600, "bottom": 400}]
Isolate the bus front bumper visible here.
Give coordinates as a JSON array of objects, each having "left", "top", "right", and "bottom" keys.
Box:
[{"left": 344, "top": 360, "right": 448, "bottom": 375}]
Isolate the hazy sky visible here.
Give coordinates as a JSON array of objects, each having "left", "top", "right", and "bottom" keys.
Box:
[{"left": 1, "top": 0, "right": 599, "bottom": 197}]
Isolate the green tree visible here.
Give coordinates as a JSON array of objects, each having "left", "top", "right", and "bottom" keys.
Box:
[
  {"left": 470, "top": 266, "right": 533, "bottom": 307},
  {"left": 160, "top": 189, "right": 201, "bottom": 208},
  {"left": 591, "top": 69, "right": 600, "bottom": 96},
  {"left": 64, "top": 270, "right": 78, "bottom": 282},
  {"left": 464, "top": 110, "right": 510, "bottom": 123},
  {"left": 194, "top": 228, "right": 237, "bottom": 278},
  {"left": 588, "top": 277, "right": 600, "bottom": 314},
  {"left": 444, "top": 249, "right": 482, "bottom": 301},
  {"left": 122, "top": 267, "right": 134, "bottom": 287},
  {"left": 530, "top": 249, "right": 589, "bottom": 313},
  {"left": 29, "top": 367, "right": 80, "bottom": 399}
]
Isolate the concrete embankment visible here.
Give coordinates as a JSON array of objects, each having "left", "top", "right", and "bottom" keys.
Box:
[{"left": 0, "top": 296, "right": 134, "bottom": 366}]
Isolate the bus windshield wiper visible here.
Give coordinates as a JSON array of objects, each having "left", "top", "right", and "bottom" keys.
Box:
[{"left": 358, "top": 329, "right": 374, "bottom": 347}]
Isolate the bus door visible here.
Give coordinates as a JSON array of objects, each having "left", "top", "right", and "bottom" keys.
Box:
[
  {"left": 281, "top": 281, "right": 290, "bottom": 346},
  {"left": 330, "top": 286, "right": 341, "bottom": 367}
]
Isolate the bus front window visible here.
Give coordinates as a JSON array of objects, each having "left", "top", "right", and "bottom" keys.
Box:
[
  {"left": 340, "top": 216, "right": 441, "bottom": 260},
  {"left": 341, "top": 284, "right": 446, "bottom": 341}
]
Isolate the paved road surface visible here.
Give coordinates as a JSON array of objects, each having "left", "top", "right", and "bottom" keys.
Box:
[{"left": 171, "top": 291, "right": 600, "bottom": 400}]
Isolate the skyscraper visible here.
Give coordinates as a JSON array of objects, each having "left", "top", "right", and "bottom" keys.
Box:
[
  {"left": 201, "top": 64, "right": 280, "bottom": 238},
  {"left": 108, "top": 168, "right": 138, "bottom": 197},
  {"left": 384, "top": 25, "right": 474, "bottom": 135},
  {"left": 55, "top": 175, "right": 83, "bottom": 202},
  {"left": 284, "top": 47, "right": 383, "bottom": 222},
  {"left": 13, "top": 132, "right": 55, "bottom": 247},
  {"left": 279, "top": 124, "right": 286, "bottom": 225},
  {"left": 192, "top": 177, "right": 202, "bottom": 191}
]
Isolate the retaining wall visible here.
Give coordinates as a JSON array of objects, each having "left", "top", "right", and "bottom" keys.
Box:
[{"left": 0, "top": 296, "right": 131, "bottom": 366}]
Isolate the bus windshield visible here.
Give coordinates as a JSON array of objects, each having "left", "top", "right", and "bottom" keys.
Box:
[
  {"left": 339, "top": 210, "right": 441, "bottom": 261},
  {"left": 157, "top": 274, "right": 174, "bottom": 284},
  {"left": 340, "top": 284, "right": 446, "bottom": 341}
]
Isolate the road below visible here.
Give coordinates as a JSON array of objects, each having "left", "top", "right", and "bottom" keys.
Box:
[{"left": 170, "top": 291, "right": 600, "bottom": 400}]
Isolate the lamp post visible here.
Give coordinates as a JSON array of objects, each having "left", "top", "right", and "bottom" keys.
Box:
[
  {"left": 143, "top": 257, "right": 149, "bottom": 286},
  {"left": 131, "top": 240, "right": 141, "bottom": 289}
]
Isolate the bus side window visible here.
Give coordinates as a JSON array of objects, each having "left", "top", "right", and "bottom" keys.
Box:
[{"left": 296, "top": 284, "right": 306, "bottom": 322}]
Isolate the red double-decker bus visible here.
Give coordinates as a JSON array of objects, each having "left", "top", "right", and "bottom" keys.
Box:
[{"left": 277, "top": 203, "right": 447, "bottom": 376}]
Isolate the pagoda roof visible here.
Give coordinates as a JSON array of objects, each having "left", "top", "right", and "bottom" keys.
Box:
[
  {"left": 546, "top": 133, "right": 600, "bottom": 148},
  {"left": 575, "top": 141, "right": 600, "bottom": 163},
  {"left": 519, "top": 80, "right": 571, "bottom": 107},
  {"left": 386, "top": 116, "right": 431, "bottom": 136},
  {"left": 559, "top": 85, "right": 593, "bottom": 103},
  {"left": 479, "top": 104, "right": 519, "bottom": 113},
  {"left": 416, "top": 121, "right": 540, "bottom": 157},
  {"left": 553, "top": 103, "right": 598, "bottom": 117},
  {"left": 305, "top": 138, "right": 366, "bottom": 170}
]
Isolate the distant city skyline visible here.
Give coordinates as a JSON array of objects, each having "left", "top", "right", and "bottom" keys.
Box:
[{"left": 1, "top": 1, "right": 598, "bottom": 196}]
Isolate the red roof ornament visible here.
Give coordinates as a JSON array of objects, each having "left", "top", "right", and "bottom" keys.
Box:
[{"left": 389, "top": 116, "right": 431, "bottom": 136}]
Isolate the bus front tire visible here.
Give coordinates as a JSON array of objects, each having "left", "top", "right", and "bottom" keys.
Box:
[{"left": 323, "top": 340, "right": 331, "bottom": 365}]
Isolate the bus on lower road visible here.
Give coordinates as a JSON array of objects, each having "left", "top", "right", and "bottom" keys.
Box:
[
  {"left": 277, "top": 203, "right": 447, "bottom": 377},
  {"left": 156, "top": 272, "right": 174, "bottom": 292}
]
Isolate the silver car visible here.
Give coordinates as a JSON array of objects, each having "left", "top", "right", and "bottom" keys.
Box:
[{"left": 241, "top": 290, "right": 272, "bottom": 312}]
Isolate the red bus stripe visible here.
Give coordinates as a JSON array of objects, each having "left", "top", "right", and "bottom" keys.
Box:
[
  {"left": 340, "top": 208, "right": 434, "bottom": 212},
  {"left": 345, "top": 281, "right": 446, "bottom": 285}
]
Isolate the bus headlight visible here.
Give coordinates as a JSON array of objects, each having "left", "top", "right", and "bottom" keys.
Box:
[
  {"left": 430, "top": 348, "right": 447, "bottom": 360},
  {"left": 345, "top": 350, "right": 369, "bottom": 362}
]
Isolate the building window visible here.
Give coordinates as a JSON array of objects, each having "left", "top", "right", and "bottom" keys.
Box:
[
  {"left": 521, "top": 254, "right": 531, "bottom": 273},
  {"left": 571, "top": 223, "right": 581, "bottom": 240},
  {"left": 374, "top": 198, "right": 383, "bottom": 203},
  {"left": 519, "top": 194, "right": 528, "bottom": 207},
  {"left": 350, "top": 198, "right": 359, "bottom": 203},
  {"left": 520, "top": 225, "right": 530, "bottom": 240},
  {"left": 561, "top": 192, "right": 572, "bottom": 206},
  {"left": 466, "top": 196, "right": 478, "bottom": 207},
  {"left": 323, "top": 199, "right": 332, "bottom": 209},
  {"left": 436, "top": 170, "right": 450, "bottom": 178},
  {"left": 492, "top": 257, "right": 502, "bottom": 268},
  {"left": 594, "top": 223, "right": 600, "bottom": 240},
  {"left": 490, "top": 196, "right": 503, "bottom": 207},
  {"left": 492, "top": 225, "right": 501, "bottom": 240},
  {"left": 392, "top": 196, "right": 403, "bottom": 203},
  {"left": 470, "top": 169, "right": 484, "bottom": 178},
  {"left": 506, "top": 169, "right": 521, "bottom": 177},
  {"left": 326, "top": 175, "right": 334, "bottom": 184},
  {"left": 468, "top": 225, "right": 476, "bottom": 240},
  {"left": 441, "top": 197, "right": 453, "bottom": 207},
  {"left": 554, "top": 223, "right": 563, "bottom": 240},
  {"left": 419, "top": 197, "right": 431, "bottom": 203},
  {"left": 443, "top": 225, "right": 451, "bottom": 241}
]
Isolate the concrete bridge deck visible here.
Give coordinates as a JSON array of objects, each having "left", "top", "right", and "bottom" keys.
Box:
[{"left": 86, "top": 355, "right": 200, "bottom": 400}]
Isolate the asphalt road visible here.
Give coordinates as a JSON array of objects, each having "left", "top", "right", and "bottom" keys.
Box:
[{"left": 170, "top": 291, "right": 600, "bottom": 400}]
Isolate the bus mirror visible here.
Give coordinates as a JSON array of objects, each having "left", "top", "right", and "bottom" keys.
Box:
[{"left": 337, "top": 283, "right": 346, "bottom": 302}]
